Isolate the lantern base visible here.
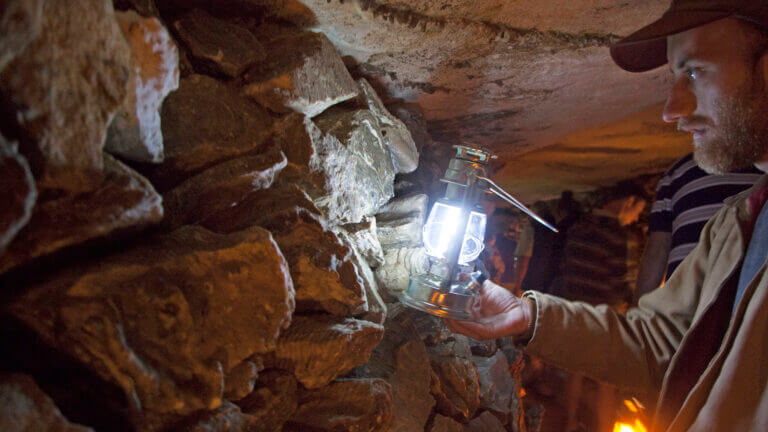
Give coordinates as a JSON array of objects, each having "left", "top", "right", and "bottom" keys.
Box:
[{"left": 401, "top": 273, "right": 479, "bottom": 321}]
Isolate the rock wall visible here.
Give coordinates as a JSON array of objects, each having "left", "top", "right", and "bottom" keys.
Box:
[{"left": 0, "top": 1, "right": 536, "bottom": 431}]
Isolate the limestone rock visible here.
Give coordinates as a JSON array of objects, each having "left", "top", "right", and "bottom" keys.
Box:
[
  {"left": 285, "top": 378, "right": 392, "bottom": 432},
  {"left": 469, "top": 339, "right": 498, "bottom": 357},
  {"left": 243, "top": 31, "right": 358, "bottom": 117},
  {"left": 0, "top": 154, "right": 162, "bottom": 275},
  {"left": 269, "top": 315, "right": 384, "bottom": 389},
  {"left": 112, "top": 0, "right": 159, "bottom": 17},
  {"left": 274, "top": 110, "right": 396, "bottom": 225},
  {"left": 429, "top": 415, "right": 464, "bottom": 432},
  {"left": 376, "top": 194, "right": 428, "bottom": 250},
  {"left": 0, "top": 0, "right": 43, "bottom": 73},
  {"left": 0, "top": 0, "right": 131, "bottom": 191},
  {"left": 375, "top": 247, "right": 430, "bottom": 295},
  {"left": 474, "top": 351, "right": 514, "bottom": 418},
  {"left": 162, "top": 150, "right": 287, "bottom": 230},
  {"left": 358, "top": 78, "right": 418, "bottom": 173},
  {"left": 466, "top": 411, "right": 506, "bottom": 432},
  {"left": 171, "top": 401, "right": 248, "bottom": 432},
  {"left": 428, "top": 335, "right": 480, "bottom": 421},
  {"left": 106, "top": 11, "right": 179, "bottom": 163},
  {"left": 336, "top": 227, "right": 387, "bottom": 325},
  {"left": 153, "top": 74, "right": 273, "bottom": 190},
  {"left": 390, "top": 103, "right": 433, "bottom": 153},
  {"left": 0, "top": 136, "right": 36, "bottom": 254},
  {"left": 0, "top": 374, "right": 93, "bottom": 432},
  {"left": 174, "top": 9, "right": 265, "bottom": 78},
  {"left": 406, "top": 309, "right": 454, "bottom": 346},
  {"left": 237, "top": 370, "right": 298, "bottom": 432},
  {"left": 9, "top": 225, "right": 295, "bottom": 431},
  {"left": 332, "top": 217, "right": 385, "bottom": 268},
  {"left": 352, "top": 311, "right": 435, "bottom": 431},
  {"left": 224, "top": 358, "right": 264, "bottom": 402}
]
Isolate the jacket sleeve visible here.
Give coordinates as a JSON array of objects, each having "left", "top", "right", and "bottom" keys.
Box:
[{"left": 521, "top": 208, "right": 724, "bottom": 395}]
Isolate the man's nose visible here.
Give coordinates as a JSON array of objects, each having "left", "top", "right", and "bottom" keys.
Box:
[{"left": 662, "top": 78, "right": 696, "bottom": 123}]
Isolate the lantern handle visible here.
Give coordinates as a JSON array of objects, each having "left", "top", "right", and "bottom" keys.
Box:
[{"left": 477, "top": 177, "right": 559, "bottom": 233}]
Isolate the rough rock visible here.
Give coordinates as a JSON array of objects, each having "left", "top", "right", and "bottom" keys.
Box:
[
  {"left": 525, "top": 403, "right": 545, "bottom": 432},
  {"left": 358, "top": 78, "right": 419, "bottom": 173},
  {"left": 406, "top": 309, "right": 454, "bottom": 346},
  {"left": 390, "top": 103, "right": 433, "bottom": 153},
  {"left": 224, "top": 358, "right": 264, "bottom": 401},
  {"left": 466, "top": 411, "right": 506, "bottom": 432},
  {"left": 171, "top": 401, "right": 248, "bottom": 432},
  {"left": 352, "top": 311, "right": 435, "bottom": 431},
  {"left": 274, "top": 110, "right": 396, "bottom": 225},
  {"left": 106, "top": 11, "right": 179, "bottom": 163},
  {"left": 375, "top": 247, "right": 430, "bottom": 295},
  {"left": 162, "top": 150, "right": 287, "bottom": 230},
  {"left": 0, "top": 136, "right": 36, "bottom": 254},
  {"left": 243, "top": 31, "right": 358, "bottom": 117},
  {"left": 0, "top": 374, "right": 93, "bottom": 432},
  {"left": 428, "top": 335, "right": 481, "bottom": 421},
  {"left": 153, "top": 74, "right": 273, "bottom": 190},
  {"left": 268, "top": 315, "right": 384, "bottom": 389},
  {"left": 335, "top": 227, "right": 387, "bottom": 324},
  {"left": 0, "top": 0, "right": 131, "bottom": 192},
  {"left": 0, "top": 0, "right": 43, "bottom": 73},
  {"left": 112, "top": 0, "right": 159, "bottom": 17},
  {"left": 376, "top": 194, "right": 428, "bottom": 250},
  {"left": 237, "top": 370, "right": 298, "bottom": 432},
  {"left": 174, "top": 9, "right": 265, "bottom": 78},
  {"left": 332, "top": 217, "right": 385, "bottom": 268},
  {"left": 474, "top": 351, "right": 514, "bottom": 418},
  {"left": 469, "top": 339, "right": 498, "bottom": 358},
  {"left": 429, "top": 415, "right": 464, "bottom": 432},
  {"left": 499, "top": 338, "right": 528, "bottom": 432},
  {"left": 285, "top": 378, "right": 392, "bottom": 432},
  {"left": 0, "top": 154, "right": 162, "bottom": 275},
  {"left": 9, "top": 225, "right": 295, "bottom": 431}
]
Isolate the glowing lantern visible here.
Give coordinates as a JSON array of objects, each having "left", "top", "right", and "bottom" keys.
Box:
[{"left": 401, "top": 145, "right": 557, "bottom": 321}]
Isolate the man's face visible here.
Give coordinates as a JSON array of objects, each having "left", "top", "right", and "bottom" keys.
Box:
[{"left": 663, "top": 19, "right": 768, "bottom": 174}]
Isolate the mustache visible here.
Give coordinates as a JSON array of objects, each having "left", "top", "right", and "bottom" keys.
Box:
[{"left": 677, "top": 117, "right": 711, "bottom": 131}]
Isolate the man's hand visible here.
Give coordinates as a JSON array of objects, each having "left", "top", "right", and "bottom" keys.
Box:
[{"left": 444, "top": 280, "right": 534, "bottom": 341}]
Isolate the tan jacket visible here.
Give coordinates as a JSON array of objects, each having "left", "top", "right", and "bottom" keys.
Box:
[{"left": 524, "top": 174, "right": 768, "bottom": 432}]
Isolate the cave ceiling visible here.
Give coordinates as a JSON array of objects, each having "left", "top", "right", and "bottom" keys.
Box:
[{"left": 287, "top": 0, "right": 693, "bottom": 197}]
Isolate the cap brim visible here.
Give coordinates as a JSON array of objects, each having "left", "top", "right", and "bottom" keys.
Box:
[{"left": 610, "top": 10, "right": 732, "bottom": 73}]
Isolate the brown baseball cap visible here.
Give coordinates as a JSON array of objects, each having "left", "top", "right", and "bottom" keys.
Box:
[{"left": 610, "top": 1, "right": 768, "bottom": 72}]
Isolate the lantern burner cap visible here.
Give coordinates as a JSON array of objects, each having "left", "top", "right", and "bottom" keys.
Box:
[{"left": 400, "top": 273, "right": 480, "bottom": 321}]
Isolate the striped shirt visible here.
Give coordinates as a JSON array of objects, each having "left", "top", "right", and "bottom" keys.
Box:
[{"left": 649, "top": 153, "right": 762, "bottom": 276}]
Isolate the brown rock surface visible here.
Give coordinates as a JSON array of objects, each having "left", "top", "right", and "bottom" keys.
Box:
[
  {"left": 170, "top": 401, "right": 248, "bottom": 432},
  {"left": 269, "top": 315, "right": 384, "bottom": 389},
  {"left": 153, "top": 74, "right": 273, "bottom": 190},
  {"left": 0, "top": 0, "right": 131, "bottom": 192},
  {"left": 466, "top": 411, "right": 506, "bottom": 432},
  {"left": 106, "top": 11, "right": 179, "bottom": 163},
  {"left": 236, "top": 370, "right": 298, "bottom": 432},
  {"left": 332, "top": 217, "right": 384, "bottom": 268},
  {"left": 224, "top": 358, "right": 264, "bottom": 401},
  {"left": 286, "top": 378, "right": 392, "bottom": 432},
  {"left": 428, "top": 335, "right": 481, "bottom": 422},
  {"left": 9, "top": 225, "right": 294, "bottom": 430},
  {"left": 162, "top": 150, "right": 287, "bottom": 230},
  {"left": 174, "top": 9, "right": 265, "bottom": 78},
  {"left": 429, "top": 415, "right": 464, "bottom": 432},
  {"left": 0, "top": 374, "right": 93, "bottom": 432},
  {"left": 0, "top": 0, "right": 43, "bottom": 72},
  {"left": 0, "top": 154, "right": 162, "bottom": 275},
  {"left": 474, "top": 351, "right": 514, "bottom": 419},
  {"left": 0, "top": 136, "right": 36, "bottom": 254},
  {"left": 335, "top": 227, "right": 387, "bottom": 325},
  {"left": 243, "top": 31, "right": 358, "bottom": 117}
]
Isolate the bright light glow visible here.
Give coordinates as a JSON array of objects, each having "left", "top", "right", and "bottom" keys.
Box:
[
  {"left": 423, "top": 202, "right": 486, "bottom": 264},
  {"left": 613, "top": 420, "right": 647, "bottom": 432},
  {"left": 623, "top": 400, "right": 638, "bottom": 413}
]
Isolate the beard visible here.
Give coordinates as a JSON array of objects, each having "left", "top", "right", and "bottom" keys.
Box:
[{"left": 693, "top": 82, "right": 768, "bottom": 174}]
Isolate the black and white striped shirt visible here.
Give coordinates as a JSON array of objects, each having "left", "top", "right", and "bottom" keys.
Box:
[{"left": 649, "top": 153, "right": 762, "bottom": 276}]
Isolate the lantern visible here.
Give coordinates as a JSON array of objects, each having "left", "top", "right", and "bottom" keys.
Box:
[{"left": 401, "top": 145, "right": 557, "bottom": 321}]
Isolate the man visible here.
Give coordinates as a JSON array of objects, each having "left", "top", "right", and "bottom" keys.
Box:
[
  {"left": 636, "top": 152, "right": 761, "bottom": 298},
  {"left": 446, "top": 3, "right": 768, "bottom": 431}
]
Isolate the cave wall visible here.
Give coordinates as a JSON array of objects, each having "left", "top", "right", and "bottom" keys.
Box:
[{"left": 0, "top": 1, "right": 532, "bottom": 431}]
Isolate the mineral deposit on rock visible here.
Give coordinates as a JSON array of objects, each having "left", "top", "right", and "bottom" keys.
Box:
[
  {"left": 243, "top": 31, "right": 358, "bottom": 117},
  {"left": 106, "top": 10, "right": 179, "bottom": 163},
  {"left": 286, "top": 378, "right": 392, "bottom": 432},
  {"left": 9, "top": 225, "right": 295, "bottom": 430},
  {"left": 375, "top": 247, "right": 430, "bottom": 295},
  {"left": 174, "top": 9, "right": 265, "bottom": 78},
  {"left": 376, "top": 193, "right": 428, "bottom": 250},
  {"left": 269, "top": 315, "right": 384, "bottom": 389},
  {"left": 0, "top": 136, "right": 36, "bottom": 254},
  {"left": 332, "top": 217, "right": 385, "bottom": 268},
  {"left": 0, "top": 155, "right": 162, "bottom": 275},
  {"left": 0, "top": 374, "right": 93, "bottom": 432},
  {"left": 0, "top": 0, "right": 131, "bottom": 192},
  {"left": 335, "top": 226, "right": 387, "bottom": 324}
]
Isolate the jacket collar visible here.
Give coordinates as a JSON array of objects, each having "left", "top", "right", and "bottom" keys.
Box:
[{"left": 723, "top": 173, "right": 768, "bottom": 222}]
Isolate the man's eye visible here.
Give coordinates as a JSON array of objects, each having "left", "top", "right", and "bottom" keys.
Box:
[{"left": 686, "top": 68, "right": 700, "bottom": 80}]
